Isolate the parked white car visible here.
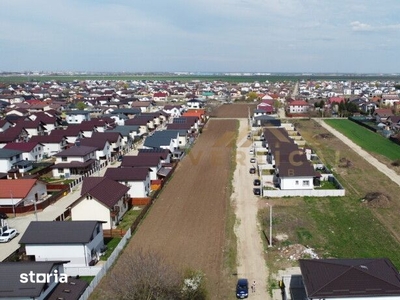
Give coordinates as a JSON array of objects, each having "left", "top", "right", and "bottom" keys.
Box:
[{"left": 0, "top": 228, "right": 18, "bottom": 243}]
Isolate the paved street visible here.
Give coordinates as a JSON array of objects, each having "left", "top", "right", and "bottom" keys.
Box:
[{"left": 0, "top": 141, "right": 144, "bottom": 262}]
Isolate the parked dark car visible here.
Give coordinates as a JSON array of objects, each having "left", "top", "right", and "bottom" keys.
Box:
[
  {"left": 253, "top": 179, "right": 261, "bottom": 186},
  {"left": 253, "top": 188, "right": 261, "bottom": 196},
  {"left": 236, "top": 278, "right": 249, "bottom": 299},
  {"left": 249, "top": 167, "right": 256, "bottom": 174}
]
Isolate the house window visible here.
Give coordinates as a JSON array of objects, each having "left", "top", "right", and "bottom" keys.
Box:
[
  {"left": 62, "top": 157, "right": 67, "bottom": 162},
  {"left": 58, "top": 168, "right": 64, "bottom": 173},
  {"left": 303, "top": 180, "right": 310, "bottom": 186},
  {"left": 295, "top": 180, "right": 299, "bottom": 185}
]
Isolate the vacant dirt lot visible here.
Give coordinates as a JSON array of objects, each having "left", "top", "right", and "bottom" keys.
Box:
[
  {"left": 209, "top": 103, "right": 257, "bottom": 118},
  {"left": 94, "top": 119, "right": 237, "bottom": 299}
]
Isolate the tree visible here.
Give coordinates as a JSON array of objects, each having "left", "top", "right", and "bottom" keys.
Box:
[
  {"left": 100, "top": 249, "right": 207, "bottom": 300},
  {"left": 246, "top": 92, "right": 258, "bottom": 102},
  {"left": 76, "top": 101, "right": 86, "bottom": 110}
]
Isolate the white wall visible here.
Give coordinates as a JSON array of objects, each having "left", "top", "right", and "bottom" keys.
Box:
[
  {"left": 26, "top": 244, "right": 86, "bottom": 266},
  {"left": 126, "top": 178, "right": 150, "bottom": 198},
  {"left": 280, "top": 176, "right": 314, "bottom": 190},
  {"left": 67, "top": 114, "right": 90, "bottom": 124},
  {"left": 71, "top": 198, "right": 112, "bottom": 230}
]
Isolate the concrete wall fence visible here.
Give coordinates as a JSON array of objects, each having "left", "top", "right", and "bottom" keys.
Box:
[
  {"left": 78, "top": 228, "right": 132, "bottom": 300},
  {"left": 263, "top": 189, "right": 345, "bottom": 197}
]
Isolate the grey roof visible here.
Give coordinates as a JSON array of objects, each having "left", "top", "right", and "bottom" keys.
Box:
[
  {"left": 0, "top": 261, "right": 69, "bottom": 298},
  {"left": 46, "top": 277, "right": 89, "bottom": 300},
  {"left": 107, "top": 125, "right": 140, "bottom": 136},
  {"left": 0, "top": 148, "right": 23, "bottom": 159},
  {"left": 19, "top": 221, "right": 103, "bottom": 244},
  {"left": 143, "top": 130, "right": 179, "bottom": 148},
  {"left": 300, "top": 258, "right": 400, "bottom": 298}
]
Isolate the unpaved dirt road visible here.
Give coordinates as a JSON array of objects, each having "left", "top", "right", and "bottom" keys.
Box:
[
  {"left": 316, "top": 119, "right": 400, "bottom": 187},
  {"left": 233, "top": 118, "right": 269, "bottom": 300}
]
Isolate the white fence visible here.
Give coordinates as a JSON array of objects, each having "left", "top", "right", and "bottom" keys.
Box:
[
  {"left": 263, "top": 189, "right": 345, "bottom": 197},
  {"left": 68, "top": 160, "right": 110, "bottom": 192},
  {"left": 64, "top": 265, "right": 103, "bottom": 277},
  {"left": 78, "top": 228, "right": 132, "bottom": 300}
]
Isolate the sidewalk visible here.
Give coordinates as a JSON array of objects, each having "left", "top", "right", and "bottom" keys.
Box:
[{"left": 0, "top": 141, "right": 143, "bottom": 262}]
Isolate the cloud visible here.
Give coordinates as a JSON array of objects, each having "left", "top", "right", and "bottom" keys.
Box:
[
  {"left": 350, "top": 21, "right": 374, "bottom": 32},
  {"left": 350, "top": 21, "right": 400, "bottom": 32}
]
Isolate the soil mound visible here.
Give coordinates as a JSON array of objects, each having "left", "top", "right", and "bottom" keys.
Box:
[{"left": 362, "top": 192, "right": 391, "bottom": 208}]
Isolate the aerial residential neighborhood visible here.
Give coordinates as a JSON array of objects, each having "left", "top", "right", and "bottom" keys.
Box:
[{"left": 0, "top": 75, "right": 400, "bottom": 300}]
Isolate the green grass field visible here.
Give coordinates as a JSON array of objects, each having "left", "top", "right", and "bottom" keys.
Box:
[
  {"left": 325, "top": 119, "right": 400, "bottom": 161},
  {"left": 1, "top": 74, "right": 400, "bottom": 84}
]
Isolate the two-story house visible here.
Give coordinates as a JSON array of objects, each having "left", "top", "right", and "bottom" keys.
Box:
[
  {"left": 19, "top": 221, "right": 105, "bottom": 273},
  {"left": 51, "top": 145, "right": 97, "bottom": 178},
  {"left": 71, "top": 177, "right": 130, "bottom": 230}
]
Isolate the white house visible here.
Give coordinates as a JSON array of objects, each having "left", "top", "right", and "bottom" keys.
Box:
[
  {"left": 0, "top": 149, "right": 23, "bottom": 173},
  {"left": 29, "top": 135, "right": 68, "bottom": 157},
  {"left": 0, "top": 179, "right": 47, "bottom": 210},
  {"left": 3, "top": 142, "right": 44, "bottom": 162},
  {"left": 65, "top": 110, "right": 91, "bottom": 124},
  {"left": 19, "top": 221, "right": 105, "bottom": 275},
  {"left": 186, "top": 99, "right": 203, "bottom": 109},
  {"left": 287, "top": 100, "right": 310, "bottom": 114},
  {"left": 71, "top": 177, "right": 130, "bottom": 230},
  {"left": 52, "top": 145, "right": 97, "bottom": 178},
  {"left": 120, "top": 155, "right": 162, "bottom": 181},
  {"left": 104, "top": 167, "right": 151, "bottom": 198}
]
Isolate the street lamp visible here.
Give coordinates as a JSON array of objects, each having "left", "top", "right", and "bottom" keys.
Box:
[{"left": 266, "top": 202, "right": 273, "bottom": 247}]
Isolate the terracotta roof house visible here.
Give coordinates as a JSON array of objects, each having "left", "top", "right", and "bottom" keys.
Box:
[
  {"left": 374, "top": 108, "right": 393, "bottom": 123},
  {"left": 104, "top": 167, "right": 151, "bottom": 198},
  {"left": 19, "top": 220, "right": 105, "bottom": 275},
  {"left": 257, "top": 100, "right": 275, "bottom": 114},
  {"left": 299, "top": 258, "right": 400, "bottom": 299},
  {"left": 71, "top": 177, "right": 130, "bottom": 230},
  {"left": 0, "top": 178, "right": 47, "bottom": 212},
  {"left": 52, "top": 145, "right": 97, "bottom": 178},
  {"left": 0, "top": 261, "right": 68, "bottom": 300}
]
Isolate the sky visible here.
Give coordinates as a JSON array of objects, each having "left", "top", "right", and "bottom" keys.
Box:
[{"left": 1, "top": 0, "right": 400, "bottom": 73}]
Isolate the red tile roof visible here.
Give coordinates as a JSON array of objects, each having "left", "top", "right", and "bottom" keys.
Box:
[{"left": 0, "top": 179, "right": 38, "bottom": 198}]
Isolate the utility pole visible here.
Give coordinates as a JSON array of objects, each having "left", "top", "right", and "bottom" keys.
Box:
[
  {"left": 267, "top": 203, "right": 273, "bottom": 247},
  {"left": 10, "top": 190, "right": 15, "bottom": 217}
]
